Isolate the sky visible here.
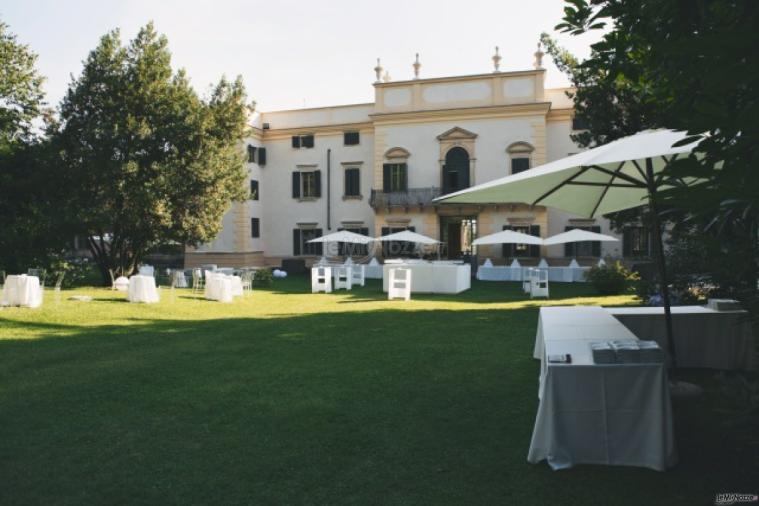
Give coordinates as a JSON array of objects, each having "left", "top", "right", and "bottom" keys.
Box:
[{"left": 1, "top": 0, "right": 602, "bottom": 112}]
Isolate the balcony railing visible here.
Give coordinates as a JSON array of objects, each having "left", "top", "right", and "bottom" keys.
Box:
[{"left": 370, "top": 187, "right": 442, "bottom": 208}]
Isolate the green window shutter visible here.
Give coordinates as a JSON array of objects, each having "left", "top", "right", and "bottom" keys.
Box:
[
  {"left": 292, "top": 136, "right": 300, "bottom": 148},
  {"left": 401, "top": 163, "right": 408, "bottom": 191},
  {"left": 564, "top": 226, "right": 574, "bottom": 257},
  {"left": 512, "top": 158, "right": 530, "bottom": 174},
  {"left": 382, "top": 164, "right": 391, "bottom": 192},
  {"left": 247, "top": 145, "right": 256, "bottom": 163},
  {"left": 314, "top": 229, "right": 323, "bottom": 255},
  {"left": 250, "top": 218, "right": 260, "bottom": 238},
  {"left": 293, "top": 229, "right": 301, "bottom": 255},
  {"left": 303, "top": 135, "right": 314, "bottom": 148},
  {"left": 258, "top": 147, "right": 266, "bottom": 166},
  {"left": 292, "top": 172, "right": 301, "bottom": 198},
  {"left": 591, "top": 226, "right": 602, "bottom": 256},
  {"left": 502, "top": 225, "right": 513, "bottom": 258},
  {"left": 314, "top": 170, "right": 322, "bottom": 197},
  {"left": 250, "top": 179, "right": 259, "bottom": 200},
  {"left": 529, "top": 225, "right": 541, "bottom": 258}
]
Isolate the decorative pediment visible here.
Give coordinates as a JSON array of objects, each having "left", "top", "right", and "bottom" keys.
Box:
[
  {"left": 437, "top": 126, "right": 478, "bottom": 141},
  {"left": 384, "top": 146, "right": 411, "bottom": 159},
  {"left": 506, "top": 141, "right": 535, "bottom": 154}
]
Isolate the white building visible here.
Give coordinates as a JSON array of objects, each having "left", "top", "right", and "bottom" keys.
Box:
[{"left": 186, "top": 50, "right": 650, "bottom": 268}]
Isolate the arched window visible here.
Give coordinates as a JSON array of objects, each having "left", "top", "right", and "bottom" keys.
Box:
[
  {"left": 442, "top": 146, "right": 470, "bottom": 194},
  {"left": 507, "top": 141, "right": 534, "bottom": 174}
]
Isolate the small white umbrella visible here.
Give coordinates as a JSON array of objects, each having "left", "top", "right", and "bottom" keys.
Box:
[
  {"left": 436, "top": 129, "right": 706, "bottom": 370},
  {"left": 377, "top": 230, "right": 441, "bottom": 244},
  {"left": 543, "top": 229, "right": 619, "bottom": 246},
  {"left": 472, "top": 229, "right": 543, "bottom": 246},
  {"left": 306, "top": 230, "right": 375, "bottom": 244}
]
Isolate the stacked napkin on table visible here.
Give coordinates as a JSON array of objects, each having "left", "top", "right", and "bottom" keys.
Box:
[
  {"left": 637, "top": 340, "right": 665, "bottom": 363},
  {"left": 590, "top": 340, "right": 665, "bottom": 364},
  {"left": 590, "top": 342, "right": 616, "bottom": 364}
]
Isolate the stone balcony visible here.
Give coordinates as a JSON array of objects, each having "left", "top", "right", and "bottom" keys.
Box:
[{"left": 369, "top": 187, "right": 442, "bottom": 209}]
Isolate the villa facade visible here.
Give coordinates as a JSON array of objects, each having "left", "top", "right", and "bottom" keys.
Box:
[{"left": 185, "top": 52, "right": 650, "bottom": 268}]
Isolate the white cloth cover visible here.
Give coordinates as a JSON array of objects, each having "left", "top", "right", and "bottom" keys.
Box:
[
  {"left": 482, "top": 258, "right": 493, "bottom": 267},
  {"left": 528, "top": 306, "right": 677, "bottom": 471},
  {"left": 597, "top": 258, "right": 606, "bottom": 267},
  {"left": 113, "top": 276, "right": 130, "bottom": 291},
  {"left": 2, "top": 275, "right": 43, "bottom": 308},
  {"left": 538, "top": 258, "right": 549, "bottom": 268},
  {"left": 510, "top": 259, "right": 521, "bottom": 268},
  {"left": 568, "top": 259, "right": 580, "bottom": 268},
  {"left": 172, "top": 271, "right": 188, "bottom": 288},
  {"left": 606, "top": 306, "right": 756, "bottom": 370},
  {"left": 382, "top": 261, "right": 470, "bottom": 294},
  {"left": 138, "top": 265, "right": 154, "bottom": 276},
  {"left": 128, "top": 275, "right": 159, "bottom": 303},
  {"left": 388, "top": 267, "right": 411, "bottom": 301},
  {"left": 204, "top": 273, "right": 233, "bottom": 302}
]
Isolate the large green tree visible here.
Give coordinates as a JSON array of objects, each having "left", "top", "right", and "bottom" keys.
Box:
[
  {"left": 545, "top": 0, "right": 759, "bottom": 299},
  {"left": 55, "top": 23, "right": 249, "bottom": 283}
]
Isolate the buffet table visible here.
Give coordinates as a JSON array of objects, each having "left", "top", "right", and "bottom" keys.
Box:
[
  {"left": 606, "top": 306, "right": 755, "bottom": 371},
  {"left": 528, "top": 306, "right": 677, "bottom": 471},
  {"left": 382, "top": 261, "right": 470, "bottom": 294},
  {"left": 477, "top": 265, "right": 589, "bottom": 282}
]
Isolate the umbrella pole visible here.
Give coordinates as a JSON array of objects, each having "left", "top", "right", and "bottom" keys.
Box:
[{"left": 645, "top": 158, "right": 678, "bottom": 371}]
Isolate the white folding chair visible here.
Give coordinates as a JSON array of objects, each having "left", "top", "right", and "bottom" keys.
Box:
[
  {"left": 388, "top": 267, "right": 411, "bottom": 301},
  {"left": 350, "top": 264, "right": 365, "bottom": 287},
  {"left": 531, "top": 268, "right": 549, "bottom": 298},
  {"left": 522, "top": 267, "right": 533, "bottom": 294},
  {"left": 192, "top": 269, "right": 204, "bottom": 293},
  {"left": 311, "top": 266, "right": 332, "bottom": 293},
  {"left": 333, "top": 266, "right": 352, "bottom": 290}
]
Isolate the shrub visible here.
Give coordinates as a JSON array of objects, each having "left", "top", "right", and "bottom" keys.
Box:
[
  {"left": 252, "top": 268, "right": 273, "bottom": 287},
  {"left": 585, "top": 261, "right": 640, "bottom": 295}
]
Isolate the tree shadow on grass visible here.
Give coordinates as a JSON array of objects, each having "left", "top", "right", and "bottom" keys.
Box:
[{"left": 0, "top": 307, "right": 754, "bottom": 505}]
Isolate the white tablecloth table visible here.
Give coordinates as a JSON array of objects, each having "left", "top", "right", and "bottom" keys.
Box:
[
  {"left": 1, "top": 275, "right": 43, "bottom": 308},
  {"left": 606, "top": 306, "right": 755, "bottom": 370},
  {"left": 477, "top": 265, "right": 589, "bottom": 282},
  {"left": 127, "top": 275, "right": 159, "bottom": 303},
  {"left": 528, "top": 306, "right": 677, "bottom": 471},
  {"left": 382, "top": 261, "right": 470, "bottom": 294},
  {"left": 204, "top": 274, "right": 242, "bottom": 302}
]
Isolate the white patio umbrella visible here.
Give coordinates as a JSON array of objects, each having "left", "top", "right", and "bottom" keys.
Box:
[
  {"left": 543, "top": 229, "right": 619, "bottom": 246},
  {"left": 472, "top": 229, "right": 543, "bottom": 246},
  {"left": 306, "top": 230, "right": 375, "bottom": 244},
  {"left": 377, "top": 230, "right": 441, "bottom": 244},
  {"left": 436, "top": 129, "right": 706, "bottom": 370}
]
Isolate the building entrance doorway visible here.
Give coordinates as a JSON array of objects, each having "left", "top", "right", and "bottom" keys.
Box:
[{"left": 439, "top": 216, "right": 477, "bottom": 259}]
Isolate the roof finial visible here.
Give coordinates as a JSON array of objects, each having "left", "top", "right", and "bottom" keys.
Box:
[
  {"left": 413, "top": 53, "right": 421, "bottom": 79},
  {"left": 374, "top": 58, "right": 383, "bottom": 83},
  {"left": 382, "top": 70, "right": 392, "bottom": 83},
  {"left": 533, "top": 42, "right": 545, "bottom": 70},
  {"left": 492, "top": 46, "right": 502, "bottom": 73}
]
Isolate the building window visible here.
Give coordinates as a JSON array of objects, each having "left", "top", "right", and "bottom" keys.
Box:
[
  {"left": 344, "top": 131, "right": 360, "bottom": 146},
  {"left": 344, "top": 168, "right": 361, "bottom": 197},
  {"left": 292, "top": 170, "right": 322, "bottom": 199},
  {"left": 442, "top": 147, "right": 470, "bottom": 194},
  {"left": 250, "top": 218, "right": 260, "bottom": 238},
  {"left": 623, "top": 226, "right": 651, "bottom": 257},
  {"left": 382, "top": 163, "right": 408, "bottom": 192},
  {"left": 338, "top": 226, "right": 369, "bottom": 256},
  {"left": 564, "top": 226, "right": 601, "bottom": 257},
  {"left": 293, "top": 228, "right": 323, "bottom": 256},
  {"left": 246, "top": 145, "right": 266, "bottom": 165},
  {"left": 291, "top": 134, "right": 315, "bottom": 149},
  {"left": 250, "top": 179, "right": 259, "bottom": 200},
  {"left": 502, "top": 225, "right": 540, "bottom": 258},
  {"left": 511, "top": 157, "right": 530, "bottom": 174}
]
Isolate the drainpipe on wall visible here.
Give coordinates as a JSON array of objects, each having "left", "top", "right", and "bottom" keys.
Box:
[{"left": 327, "top": 148, "right": 331, "bottom": 230}]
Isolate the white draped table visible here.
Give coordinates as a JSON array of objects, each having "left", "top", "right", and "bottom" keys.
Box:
[
  {"left": 127, "top": 275, "right": 159, "bottom": 303},
  {"left": 1, "top": 275, "right": 43, "bottom": 308},
  {"left": 528, "top": 306, "right": 677, "bottom": 471},
  {"left": 382, "top": 261, "right": 470, "bottom": 294},
  {"left": 205, "top": 274, "right": 243, "bottom": 302},
  {"left": 606, "top": 306, "right": 755, "bottom": 371},
  {"left": 477, "top": 266, "right": 589, "bottom": 282}
]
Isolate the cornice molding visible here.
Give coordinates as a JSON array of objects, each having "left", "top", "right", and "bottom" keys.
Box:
[
  {"left": 374, "top": 69, "right": 546, "bottom": 88},
  {"left": 262, "top": 121, "right": 373, "bottom": 140},
  {"left": 370, "top": 102, "right": 552, "bottom": 124}
]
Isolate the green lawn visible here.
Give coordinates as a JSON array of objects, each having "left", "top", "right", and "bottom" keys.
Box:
[{"left": 0, "top": 278, "right": 755, "bottom": 505}]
